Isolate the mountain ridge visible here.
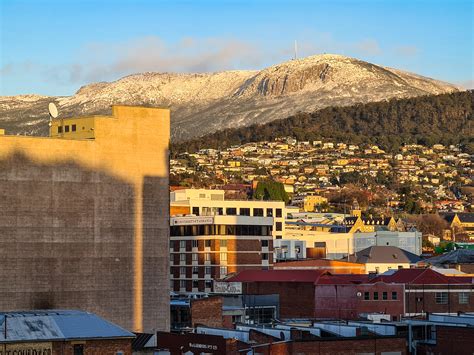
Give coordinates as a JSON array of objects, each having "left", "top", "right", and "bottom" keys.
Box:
[{"left": 0, "top": 54, "right": 461, "bottom": 140}]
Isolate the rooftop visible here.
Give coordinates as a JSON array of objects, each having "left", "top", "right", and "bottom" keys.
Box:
[
  {"left": 0, "top": 310, "right": 134, "bottom": 343},
  {"left": 370, "top": 268, "right": 473, "bottom": 285},
  {"left": 346, "top": 246, "right": 421, "bottom": 264}
]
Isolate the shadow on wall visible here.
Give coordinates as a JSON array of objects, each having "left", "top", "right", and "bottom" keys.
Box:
[{"left": 0, "top": 151, "right": 136, "bottom": 326}]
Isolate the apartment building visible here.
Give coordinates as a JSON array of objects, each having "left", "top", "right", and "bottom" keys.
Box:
[
  {"left": 170, "top": 215, "right": 273, "bottom": 294},
  {"left": 170, "top": 189, "right": 286, "bottom": 240},
  {"left": 169, "top": 189, "right": 286, "bottom": 295}
]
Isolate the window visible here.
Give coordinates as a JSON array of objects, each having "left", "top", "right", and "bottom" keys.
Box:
[
  {"left": 276, "top": 235, "right": 282, "bottom": 240},
  {"left": 192, "top": 240, "right": 198, "bottom": 248},
  {"left": 226, "top": 207, "right": 237, "bottom": 215},
  {"left": 266, "top": 208, "right": 273, "bottom": 217},
  {"left": 169, "top": 240, "right": 174, "bottom": 249},
  {"left": 435, "top": 292, "right": 448, "bottom": 304},
  {"left": 192, "top": 280, "right": 199, "bottom": 288},
  {"left": 58, "top": 126, "right": 63, "bottom": 134},
  {"left": 373, "top": 292, "right": 379, "bottom": 300},
  {"left": 192, "top": 207, "right": 200, "bottom": 215},
  {"left": 179, "top": 240, "right": 186, "bottom": 249},
  {"left": 383, "top": 292, "right": 388, "bottom": 300},
  {"left": 254, "top": 208, "right": 264, "bottom": 217},
  {"left": 179, "top": 253, "right": 186, "bottom": 262},
  {"left": 180, "top": 280, "right": 186, "bottom": 288},
  {"left": 220, "top": 252, "right": 227, "bottom": 261},
  {"left": 205, "top": 266, "right": 212, "bottom": 275},
  {"left": 220, "top": 266, "right": 228, "bottom": 276},
  {"left": 192, "top": 253, "right": 198, "bottom": 262},
  {"left": 205, "top": 253, "right": 211, "bottom": 262},
  {"left": 220, "top": 239, "right": 228, "bottom": 248},
  {"left": 240, "top": 208, "right": 250, "bottom": 216},
  {"left": 65, "top": 125, "right": 70, "bottom": 133},
  {"left": 192, "top": 266, "right": 199, "bottom": 274},
  {"left": 392, "top": 291, "right": 398, "bottom": 300},
  {"left": 364, "top": 292, "right": 370, "bottom": 300},
  {"left": 205, "top": 280, "right": 212, "bottom": 289},
  {"left": 71, "top": 124, "right": 77, "bottom": 132},
  {"left": 459, "top": 292, "right": 469, "bottom": 304},
  {"left": 276, "top": 208, "right": 282, "bottom": 217},
  {"left": 262, "top": 253, "right": 269, "bottom": 260},
  {"left": 275, "top": 222, "right": 282, "bottom": 231},
  {"left": 180, "top": 266, "right": 186, "bottom": 275},
  {"left": 261, "top": 240, "right": 269, "bottom": 247},
  {"left": 73, "top": 345, "right": 84, "bottom": 355},
  {"left": 205, "top": 239, "right": 212, "bottom": 247}
]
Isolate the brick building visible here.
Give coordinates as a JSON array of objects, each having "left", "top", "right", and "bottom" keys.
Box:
[
  {"left": 373, "top": 268, "right": 474, "bottom": 316},
  {"left": 0, "top": 310, "right": 134, "bottom": 355},
  {"left": 170, "top": 214, "right": 274, "bottom": 294},
  {"left": 226, "top": 268, "right": 474, "bottom": 320},
  {"left": 227, "top": 270, "right": 333, "bottom": 319}
]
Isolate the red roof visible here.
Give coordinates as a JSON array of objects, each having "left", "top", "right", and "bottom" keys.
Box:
[
  {"left": 371, "top": 268, "right": 472, "bottom": 285},
  {"left": 226, "top": 270, "right": 369, "bottom": 285},
  {"left": 315, "top": 274, "right": 369, "bottom": 285},
  {"left": 226, "top": 270, "right": 328, "bottom": 283}
]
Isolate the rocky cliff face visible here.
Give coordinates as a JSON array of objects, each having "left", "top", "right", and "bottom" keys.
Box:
[{"left": 0, "top": 54, "right": 460, "bottom": 140}]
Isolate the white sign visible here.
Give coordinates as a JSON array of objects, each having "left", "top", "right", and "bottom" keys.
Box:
[
  {"left": 213, "top": 281, "right": 242, "bottom": 294},
  {"left": 171, "top": 216, "right": 214, "bottom": 226}
]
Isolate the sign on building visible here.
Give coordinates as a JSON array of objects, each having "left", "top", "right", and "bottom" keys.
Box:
[
  {"left": 213, "top": 281, "right": 242, "bottom": 294},
  {"left": 171, "top": 216, "right": 214, "bottom": 226},
  {"left": 0, "top": 342, "right": 52, "bottom": 355}
]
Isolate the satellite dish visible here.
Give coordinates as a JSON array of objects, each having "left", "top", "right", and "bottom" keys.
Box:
[{"left": 48, "top": 102, "right": 58, "bottom": 118}]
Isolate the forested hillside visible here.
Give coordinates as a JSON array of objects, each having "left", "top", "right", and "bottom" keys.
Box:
[{"left": 171, "top": 90, "right": 473, "bottom": 155}]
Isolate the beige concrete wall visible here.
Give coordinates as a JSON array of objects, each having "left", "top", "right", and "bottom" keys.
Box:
[{"left": 0, "top": 105, "right": 170, "bottom": 332}]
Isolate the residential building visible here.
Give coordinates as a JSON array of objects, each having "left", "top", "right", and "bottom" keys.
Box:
[{"left": 170, "top": 214, "right": 273, "bottom": 294}]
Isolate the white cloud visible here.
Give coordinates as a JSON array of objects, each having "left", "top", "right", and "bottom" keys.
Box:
[{"left": 393, "top": 45, "right": 419, "bottom": 57}]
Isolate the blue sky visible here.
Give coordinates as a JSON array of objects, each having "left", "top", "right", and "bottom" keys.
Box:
[{"left": 1, "top": 0, "right": 472, "bottom": 96}]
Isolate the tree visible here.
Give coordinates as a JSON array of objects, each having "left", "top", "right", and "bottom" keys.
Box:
[
  {"left": 406, "top": 214, "right": 449, "bottom": 237},
  {"left": 254, "top": 180, "right": 289, "bottom": 203}
]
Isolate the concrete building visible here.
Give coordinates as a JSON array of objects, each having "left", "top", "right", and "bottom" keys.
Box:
[
  {"left": 0, "top": 105, "right": 170, "bottom": 332},
  {"left": 170, "top": 214, "right": 273, "bottom": 294},
  {"left": 170, "top": 189, "right": 286, "bottom": 240},
  {"left": 284, "top": 225, "right": 422, "bottom": 260}
]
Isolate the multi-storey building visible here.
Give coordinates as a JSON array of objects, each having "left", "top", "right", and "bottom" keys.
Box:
[
  {"left": 170, "top": 189, "right": 285, "bottom": 295},
  {"left": 170, "top": 189, "right": 286, "bottom": 240},
  {"left": 170, "top": 215, "right": 273, "bottom": 294},
  {"left": 0, "top": 105, "right": 170, "bottom": 332}
]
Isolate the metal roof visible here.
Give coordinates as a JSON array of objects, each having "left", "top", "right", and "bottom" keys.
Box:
[
  {"left": 425, "top": 249, "right": 474, "bottom": 265},
  {"left": 0, "top": 310, "right": 134, "bottom": 343}
]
